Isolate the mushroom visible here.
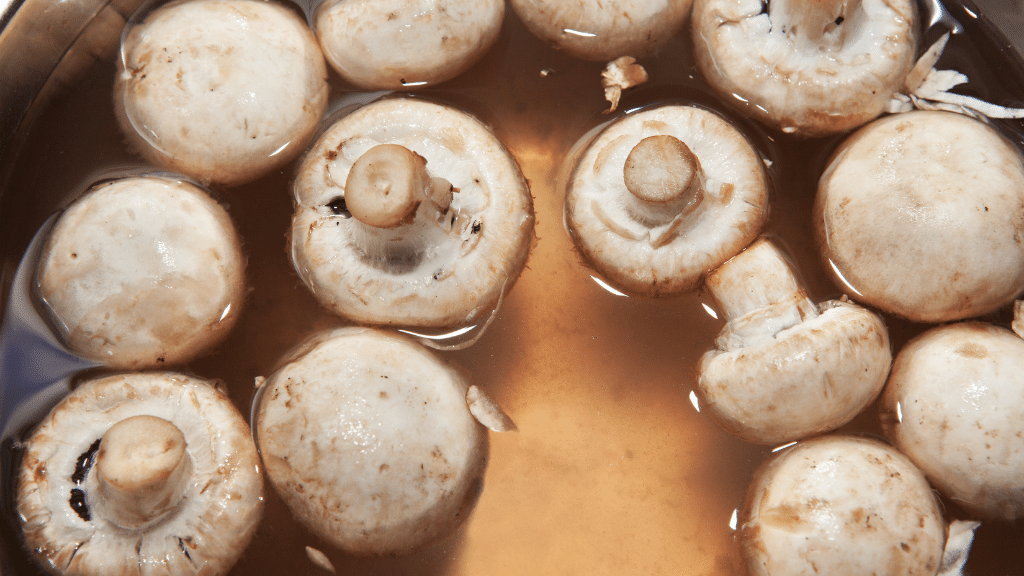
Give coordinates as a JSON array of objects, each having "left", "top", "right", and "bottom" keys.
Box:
[
  {"left": 115, "top": 0, "right": 329, "bottom": 186},
  {"left": 35, "top": 176, "right": 246, "bottom": 369},
  {"left": 739, "top": 435, "right": 946, "bottom": 576},
  {"left": 290, "top": 97, "right": 535, "bottom": 329},
  {"left": 880, "top": 307, "right": 1024, "bottom": 520},
  {"left": 314, "top": 0, "right": 504, "bottom": 89},
  {"left": 508, "top": 0, "right": 693, "bottom": 62},
  {"left": 253, "top": 327, "right": 514, "bottom": 555},
  {"left": 563, "top": 104, "right": 769, "bottom": 296},
  {"left": 17, "top": 372, "right": 264, "bottom": 576},
  {"left": 691, "top": 0, "right": 918, "bottom": 136},
  {"left": 815, "top": 110, "right": 1024, "bottom": 323},
  {"left": 697, "top": 239, "right": 891, "bottom": 444}
]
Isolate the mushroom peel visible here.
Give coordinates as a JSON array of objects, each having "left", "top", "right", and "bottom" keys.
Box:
[
  {"left": 290, "top": 97, "right": 535, "bottom": 329},
  {"left": 253, "top": 327, "right": 515, "bottom": 555},
  {"left": 35, "top": 176, "right": 246, "bottom": 369},
  {"left": 17, "top": 372, "right": 264, "bottom": 576},
  {"left": 563, "top": 104, "right": 769, "bottom": 296},
  {"left": 315, "top": 0, "right": 504, "bottom": 90},
  {"left": 691, "top": 0, "right": 918, "bottom": 137},
  {"left": 739, "top": 436, "right": 946, "bottom": 576},
  {"left": 508, "top": 0, "right": 693, "bottom": 62},
  {"left": 697, "top": 239, "right": 891, "bottom": 444},
  {"left": 115, "top": 0, "right": 329, "bottom": 187},
  {"left": 815, "top": 110, "right": 1024, "bottom": 323}
]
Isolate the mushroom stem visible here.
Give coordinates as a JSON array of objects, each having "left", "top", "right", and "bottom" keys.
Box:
[
  {"left": 345, "top": 144, "right": 453, "bottom": 228},
  {"left": 768, "top": 0, "right": 862, "bottom": 47},
  {"left": 623, "top": 135, "right": 706, "bottom": 226},
  {"left": 92, "top": 414, "right": 192, "bottom": 530}
]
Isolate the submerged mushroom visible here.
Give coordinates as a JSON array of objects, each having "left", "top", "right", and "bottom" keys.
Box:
[
  {"left": 115, "top": 0, "right": 329, "bottom": 186},
  {"left": 564, "top": 104, "right": 769, "bottom": 296},
  {"left": 35, "top": 176, "right": 245, "bottom": 369},
  {"left": 253, "top": 327, "right": 514, "bottom": 555},
  {"left": 290, "top": 97, "right": 534, "bottom": 329},
  {"left": 17, "top": 372, "right": 263, "bottom": 576},
  {"left": 697, "top": 239, "right": 891, "bottom": 444},
  {"left": 815, "top": 110, "right": 1024, "bottom": 323},
  {"left": 315, "top": 0, "right": 504, "bottom": 89},
  {"left": 692, "top": 0, "right": 918, "bottom": 136},
  {"left": 509, "top": 0, "right": 693, "bottom": 62}
]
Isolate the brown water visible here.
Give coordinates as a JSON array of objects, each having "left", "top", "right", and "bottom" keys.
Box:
[{"left": 1, "top": 1, "right": 1024, "bottom": 575}]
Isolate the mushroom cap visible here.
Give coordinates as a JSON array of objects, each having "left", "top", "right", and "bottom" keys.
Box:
[
  {"left": 508, "top": 0, "right": 693, "bottom": 62},
  {"left": 564, "top": 104, "right": 769, "bottom": 296},
  {"left": 290, "top": 97, "right": 535, "bottom": 328},
  {"left": 115, "top": 0, "right": 329, "bottom": 186},
  {"left": 699, "top": 299, "right": 891, "bottom": 445},
  {"left": 739, "top": 435, "right": 946, "bottom": 576},
  {"left": 17, "top": 372, "right": 264, "bottom": 576},
  {"left": 880, "top": 321, "right": 1024, "bottom": 520},
  {"left": 36, "top": 176, "right": 246, "bottom": 369},
  {"left": 254, "top": 327, "right": 489, "bottom": 555},
  {"left": 315, "top": 0, "right": 504, "bottom": 89},
  {"left": 815, "top": 110, "right": 1024, "bottom": 323},
  {"left": 692, "top": 0, "right": 918, "bottom": 137}
]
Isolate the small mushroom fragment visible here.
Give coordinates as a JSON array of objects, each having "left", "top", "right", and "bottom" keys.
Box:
[
  {"left": 315, "top": 0, "right": 504, "bottom": 89},
  {"left": 17, "top": 372, "right": 263, "bottom": 576},
  {"left": 35, "top": 176, "right": 245, "bottom": 369},
  {"left": 697, "top": 239, "right": 891, "bottom": 444},
  {"left": 692, "top": 0, "right": 918, "bottom": 136},
  {"left": 880, "top": 311, "right": 1024, "bottom": 520},
  {"left": 115, "top": 0, "right": 329, "bottom": 186},
  {"left": 253, "top": 327, "right": 514, "bottom": 555},
  {"left": 509, "top": 0, "right": 693, "bottom": 62},
  {"left": 739, "top": 436, "right": 947, "bottom": 576},
  {"left": 815, "top": 110, "right": 1024, "bottom": 323},
  {"left": 564, "top": 104, "right": 769, "bottom": 296},
  {"left": 291, "top": 98, "right": 534, "bottom": 328},
  {"left": 601, "top": 56, "right": 649, "bottom": 113}
]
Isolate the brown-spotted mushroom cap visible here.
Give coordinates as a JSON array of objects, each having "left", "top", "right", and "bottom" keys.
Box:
[
  {"left": 17, "top": 372, "right": 264, "bottom": 576},
  {"left": 697, "top": 239, "right": 891, "bottom": 444},
  {"left": 509, "top": 0, "right": 693, "bottom": 62},
  {"left": 692, "top": 0, "right": 917, "bottom": 137},
  {"left": 739, "top": 435, "right": 946, "bottom": 576},
  {"left": 315, "top": 0, "right": 504, "bottom": 89},
  {"left": 564, "top": 104, "right": 769, "bottom": 296},
  {"left": 115, "top": 0, "right": 329, "bottom": 186},
  {"left": 815, "top": 110, "right": 1024, "bottom": 323},
  {"left": 880, "top": 312, "right": 1024, "bottom": 520},
  {"left": 254, "top": 327, "right": 514, "bottom": 555},
  {"left": 35, "top": 176, "right": 245, "bottom": 369},
  {"left": 290, "top": 98, "right": 535, "bottom": 328}
]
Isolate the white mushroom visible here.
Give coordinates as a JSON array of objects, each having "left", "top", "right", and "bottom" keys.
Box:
[
  {"left": 35, "top": 176, "right": 246, "bottom": 369},
  {"left": 692, "top": 0, "right": 918, "bottom": 136},
  {"left": 509, "top": 0, "right": 693, "bottom": 62},
  {"left": 815, "top": 110, "right": 1024, "bottom": 323},
  {"left": 739, "top": 435, "right": 946, "bottom": 576},
  {"left": 290, "top": 97, "right": 535, "bottom": 329},
  {"left": 17, "top": 372, "right": 263, "bottom": 576},
  {"left": 315, "top": 0, "right": 504, "bottom": 89},
  {"left": 563, "top": 104, "right": 769, "bottom": 296},
  {"left": 115, "top": 0, "right": 329, "bottom": 186},
  {"left": 253, "top": 327, "right": 514, "bottom": 555},
  {"left": 697, "top": 239, "right": 891, "bottom": 444}
]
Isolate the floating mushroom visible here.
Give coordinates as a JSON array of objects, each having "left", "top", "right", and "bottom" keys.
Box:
[
  {"left": 17, "top": 372, "right": 263, "bottom": 576},
  {"left": 253, "top": 327, "right": 514, "bottom": 555},
  {"left": 697, "top": 239, "right": 891, "bottom": 444},
  {"left": 692, "top": 0, "right": 918, "bottom": 136},
  {"left": 315, "top": 0, "right": 504, "bottom": 89},
  {"left": 564, "top": 104, "right": 769, "bottom": 296},
  {"left": 815, "top": 110, "right": 1024, "bottom": 323},
  {"left": 115, "top": 0, "right": 329, "bottom": 186},
  {"left": 290, "top": 97, "right": 534, "bottom": 329},
  {"left": 509, "top": 0, "right": 693, "bottom": 62},
  {"left": 35, "top": 176, "right": 245, "bottom": 369}
]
